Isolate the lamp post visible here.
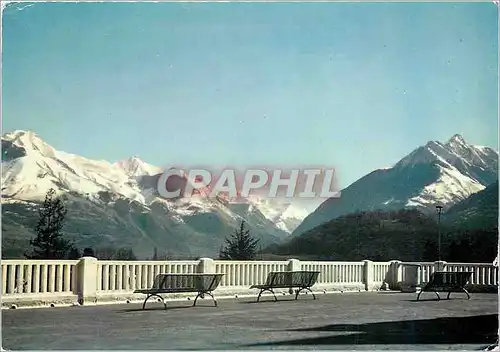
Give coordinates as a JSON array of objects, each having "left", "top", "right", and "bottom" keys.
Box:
[{"left": 436, "top": 205, "right": 443, "bottom": 262}]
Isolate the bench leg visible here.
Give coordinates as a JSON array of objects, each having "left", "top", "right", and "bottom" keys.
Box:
[
  {"left": 257, "top": 288, "right": 278, "bottom": 302},
  {"left": 142, "top": 294, "right": 167, "bottom": 310},
  {"left": 446, "top": 289, "right": 470, "bottom": 300},
  {"left": 416, "top": 291, "right": 440, "bottom": 301},
  {"left": 295, "top": 287, "right": 316, "bottom": 300},
  {"left": 462, "top": 288, "right": 471, "bottom": 300},
  {"left": 257, "top": 289, "right": 264, "bottom": 302},
  {"left": 193, "top": 291, "right": 217, "bottom": 307},
  {"left": 433, "top": 291, "right": 441, "bottom": 300}
]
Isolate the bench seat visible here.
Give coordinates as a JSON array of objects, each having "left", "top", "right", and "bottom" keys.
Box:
[
  {"left": 134, "top": 273, "right": 224, "bottom": 310},
  {"left": 250, "top": 271, "right": 320, "bottom": 302},
  {"left": 416, "top": 271, "right": 473, "bottom": 301},
  {"left": 134, "top": 287, "right": 198, "bottom": 294}
]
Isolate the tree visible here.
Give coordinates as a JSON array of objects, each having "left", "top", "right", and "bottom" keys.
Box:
[
  {"left": 115, "top": 248, "right": 137, "bottom": 260},
  {"left": 25, "top": 188, "right": 74, "bottom": 259},
  {"left": 82, "top": 247, "right": 95, "bottom": 257},
  {"left": 448, "top": 238, "right": 471, "bottom": 262},
  {"left": 67, "top": 246, "right": 81, "bottom": 259},
  {"left": 153, "top": 249, "right": 168, "bottom": 261},
  {"left": 152, "top": 247, "right": 158, "bottom": 260},
  {"left": 94, "top": 246, "right": 137, "bottom": 260},
  {"left": 219, "top": 221, "right": 260, "bottom": 260},
  {"left": 94, "top": 247, "right": 115, "bottom": 260}
]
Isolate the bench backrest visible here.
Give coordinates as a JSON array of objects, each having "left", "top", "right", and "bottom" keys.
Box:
[
  {"left": 265, "top": 271, "right": 320, "bottom": 287},
  {"left": 427, "top": 271, "right": 472, "bottom": 287},
  {"left": 152, "top": 274, "right": 224, "bottom": 291},
  {"left": 290, "top": 271, "right": 320, "bottom": 287}
]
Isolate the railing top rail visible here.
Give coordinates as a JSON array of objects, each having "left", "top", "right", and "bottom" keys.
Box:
[
  {"left": 214, "top": 260, "right": 289, "bottom": 264},
  {"left": 1, "top": 259, "right": 79, "bottom": 265},
  {"left": 265, "top": 270, "right": 322, "bottom": 274},
  {"left": 154, "top": 273, "right": 225, "bottom": 276},
  {"left": 300, "top": 261, "right": 365, "bottom": 265},
  {"left": 372, "top": 262, "right": 393, "bottom": 265},
  {"left": 1, "top": 259, "right": 497, "bottom": 267},
  {"left": 445, "top": 263, "right": 497, "bottom": 266},
  {"left": 400, "top": 262, "right": 495, "bottom": 266},
  {"left": 97, "top": 260, "right": 199, "bottom": 265}
]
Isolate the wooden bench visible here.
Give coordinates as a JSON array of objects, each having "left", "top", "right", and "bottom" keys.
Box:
[
  {"left": 134, "top": 273, "right": 224, "bottom": 310},
  {"left": 416, "top": 271, "right": 473, "bottom": 301},
  {"left": 250, "top": 271, "right": 320, "bottom": 302}
]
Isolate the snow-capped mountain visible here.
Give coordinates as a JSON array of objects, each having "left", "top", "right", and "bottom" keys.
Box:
[
  {"left": 2, "top": 130, "right": 151, "bottom": 204},
  {"left": 114, "top": 156, "right": 163, "bottom": 178},
  {"left": 242, "top": 196, "right": 310, "bottom": 233},
  {"left": 1, "top": 130, "right": 308, "bottom": 258},
  {"left": 292, "top": 134, "right": 498, "bottom": 236}
]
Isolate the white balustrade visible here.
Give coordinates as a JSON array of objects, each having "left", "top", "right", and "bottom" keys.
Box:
[
  {"left": 372, "top": 262, "right": 392, "bottom": 283},
  {"left": 400, "top": 262, "right": 435, "bottom": 283},
  {"left": 301, "top": 261, "right": 365, "bottom": 285},
  {"left": 444, "top": 262, "right": 498, "bottom": 286},
  {"left": 1, "top": 258, "right": 497, "bottom": 307},
  {"left": 96, "top": 260, "right": 199, "bottom": 292},
  {"left": 214, "top": 260, "right": 288, "bottom": 287},
  {"left": 1, "top": 260, "right": 78, "bottom": 295}
]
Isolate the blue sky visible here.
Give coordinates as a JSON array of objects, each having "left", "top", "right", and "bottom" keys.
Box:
[{"left": 2, "top": 2, "right": 498, "bottom": 190}]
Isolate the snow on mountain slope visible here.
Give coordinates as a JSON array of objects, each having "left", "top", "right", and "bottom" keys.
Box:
[
  {"left": 2, "top": 130, "right": 308, "bottom": 231},
  {"left": 395, "top": 134, "right": 498, "bottom": 186},
  {"left": 2, "top": 131, "right": 148, "bottom": 203},
  {"left": 1, "top": 130, "right": 307, "bottom": 258},
  {"left": 114, "top": 156, "right": 163, "bottom": 178},
  {"left": 244, "top": 196, "right": 309, "bottom": 233},
  {"left": 405, "top": 163, "right": 485, "bottom": 207},
  {"left": 2, "top": 130, "right": 56, "bottom": 158},
  {"left": 292, "top": 134, "right": 498, "bottom": 236}
]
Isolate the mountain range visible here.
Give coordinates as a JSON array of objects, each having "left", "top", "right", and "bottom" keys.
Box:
[
  {"left": 267, "top": 173, "right": 498, "bottom": 262},
  {"left": 1, "top": 130, "right": 307, "bottom": 259},
  {"left": 292, "top": 134, "right": 498, "bottom": 236},
  {"left": 266, "top": 184, "right": 498, "bottom": 262},
  {"left": 1, "top": 130, "right": 498, "bottom": 259}
]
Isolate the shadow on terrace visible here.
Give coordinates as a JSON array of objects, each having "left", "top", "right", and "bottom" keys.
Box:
[{"left": 246, "top": 314, "right": 499, "bottom": 347}]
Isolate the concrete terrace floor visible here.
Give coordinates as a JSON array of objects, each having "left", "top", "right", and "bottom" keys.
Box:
[{"left": 2, "top": 291, "right": 498, "bottom": 350}]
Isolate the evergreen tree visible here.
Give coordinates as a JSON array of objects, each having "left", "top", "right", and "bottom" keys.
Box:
[
  {"left": 67, "top": 246, "right": 81, "bottom": 259},
  {"left": 115, "top": 248, "right": 137, "bottom": 260},
  {"left": 94, "top": 247, "right": 115, "bottom": 260},
  {"left": 219, "top": 221, "right": 260, "bottom": 260},
  {"left": 25, "top": 188, "right": 74, "bottom": 259},
  {"left": 152, "top": 247, "right": 158, "bottom": 260},
  {"left": 93, "top": 246, "right": 137, "bottom": 260},
  {"left": 82, "top": 247, "right": 95, "bottom": 257}
]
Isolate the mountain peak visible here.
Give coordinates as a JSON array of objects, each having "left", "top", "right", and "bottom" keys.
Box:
[
  {"left": 292, "top": 133, "right": 498, "bottom": 237},
  {"left": 446, "top": 134, "right": 468, "bottom": 146},
  {"left": 116, "top": 155, "right": 143, "bottom": 165},
  {"left": 3, "top": 129, "right": 39, "bottom": 140},
  {"left": 114, "top": 156, "right": 162, "bottom": 177},
  {"left": 2, "top": 129, "right": 55, "bottom": 157},
  {"left": 120, "top": 155, "right": 144, "bottom": 165},
  {"left": 395, "top": 133, "right": 495, "bottom": 171}
]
